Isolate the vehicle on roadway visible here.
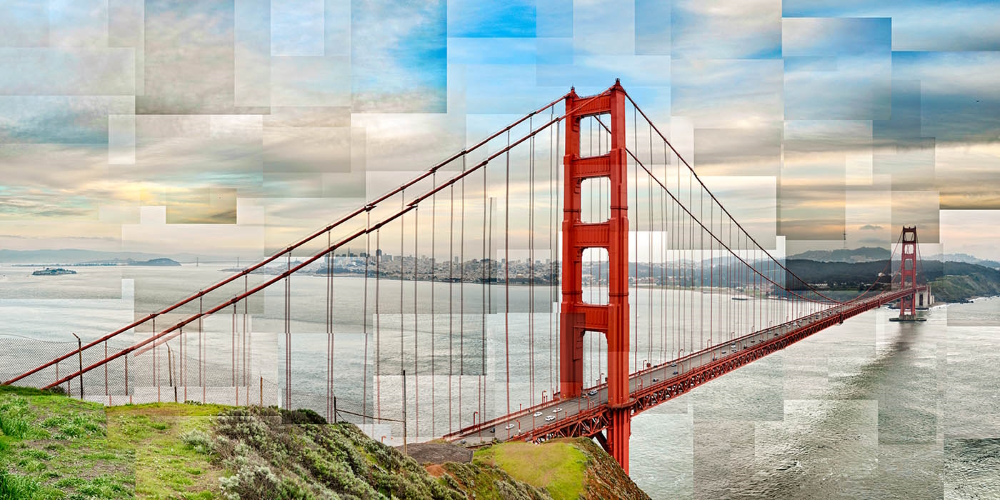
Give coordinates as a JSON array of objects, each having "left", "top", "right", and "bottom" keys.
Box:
[
  {"left": 545, "top": 415, "right": 556, "bottom": 422},
  {"left": 587, "top": 389, "right": 598, "bottom": 396},
  {"left": 552, "top": 407, "right": 563, "bottom": 413},
  {"left": 533, "top": 411, "right": 543, "bottom": 417},
  {"left": 504, "top": 423, "right": 516, "bottom": 430}
]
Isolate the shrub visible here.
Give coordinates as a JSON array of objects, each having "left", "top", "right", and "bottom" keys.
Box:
[
  {"left": 43, "top": 386, "right": 66, "bottom": 396},
  {"left": 181, "top": 429, "right": 214, "bottom": 455},
  {"left": 279, "top": 408, "right": 326, "bottom": 425},
  {"left": 219, "top": 465, "right": 281, "bottom": 500}
]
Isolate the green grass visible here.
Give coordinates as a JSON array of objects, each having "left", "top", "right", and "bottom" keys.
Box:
[
  {"left": 0, "top": 470, "right": 41, "bottom": 499},
  {"left": 0, "top": 385, "right": 61, "bottom": 397},
  {"left": 0, "top": 390, "right": 133, "bottom": 499},
  {"left": 0, "top": 395, "right": 34, "bottom": 439},
  {"left": 0, "top": 390, "right": 613, "bottom": 500},
  {"left": 106, "top": 403, "right": 230, "bottom": 499},
  {"left": 475, "top": 440, "right": 589, "bottom": 500}
]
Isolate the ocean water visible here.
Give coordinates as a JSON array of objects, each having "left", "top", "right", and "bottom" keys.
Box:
[
  {"left": 1, "top": 262, "right": 998, "bottom": 497},
  {"left": 630, "top": 297, "right": 1000, "bottom": 499}
]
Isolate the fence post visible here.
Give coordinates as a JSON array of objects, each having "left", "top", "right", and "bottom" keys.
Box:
[
  {"left": 71, "top": 333, "right": 83, "bottom": 399},
  {"left": 402, "top": 370, "right": 407, "bottom": 456},
  {"left": 167, "top": 345, "right": 173, "bottom": 388},
  {"left": 104, "top": 341, "right": 109, "bottom": 396}
]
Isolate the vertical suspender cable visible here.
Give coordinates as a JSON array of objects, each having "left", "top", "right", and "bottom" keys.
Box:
[
  {"left": 400, "top": 198, "right": 405, "bottom": 405},
  {"left": 199, "top": 296, "right": 203, "bottom": 403},
  {"left": 285, "top": 252, "right": 291, "bottom": 408},
  {"left": 376, "top": 227, "right": 382, "bottom": 420},
  {"left": 327, "top": 231, "right": 333, "bottom": 420},
  {"left": 549, "top": 105, "right": 556, "bottom": 398},
  {"left": 504, "top": 128, "right": 512, "bottom": 421},
  {"left": 413, "top": 205, "right": 420, "bottom": 435},
  {"left": 430, "top": 173, "right": 436, "bottom": 435},
  {"left": 243, "top": 273, "right": 248, "bottom": 405},
  {"left": 363, "top": 210, "right": 371, "bottom": 425},
  {"left": 554, "top": 119, "right": 561, "bottom": 394},
  {"left": 633, "top": 106, "right": 639, "bottom": 372},
  {"left": 661, "top": 142, "right": 667, "bottom": 362},
  {"left": 648, "top": 121, "right": 654, "bottom": 365},
  {"left": 481, "top": 160, "right": 488, "bottom": 430},
  {"left": 233, "top": 303, "right": 239, "bottom": 405},
  {"left": 460, "top": 154, "right": 467, "bottom": 427},
  {"left": 529, "top": 115, "right": 535, "bottom": 405},
  {"left": 448, "top": 182, "right": 454, "bottom": 432}
]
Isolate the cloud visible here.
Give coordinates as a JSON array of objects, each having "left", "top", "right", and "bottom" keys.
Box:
[
  {"left": 270, "top": 0, "right": 325, "bottom": 56},
  {"left": 888, "top": 51, "right": 1000, "bottom": 144},
  {"left": 671, "top": 59, "right": 784, "bottom": 129},
  {"left": 671, "top": 0, "right": 782, "bottom": 59},
  {"left": 0, "top": 96, "right": 134, "bottom": 144},
  {"left": 859, "top": 224, "right": 883, "bottom": 230},
  {"left": 352, "top": 0, "right": 446, "bottom": 112},
  {"left": 448, "top": 0, "right": 535, "bottom": 38},
  {"left": 783, "top": 1, "right": 1000, "bottom": 51}
]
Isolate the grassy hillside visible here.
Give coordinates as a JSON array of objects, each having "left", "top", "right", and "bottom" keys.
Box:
[
  {"left": 0, "top": 387, "right": 649, "bottom": 499},
  {"left": 0, "top": 386, "right": 131, "bottom": 499},
  {"left": 782, "top": 259, "right": 1000, "bottom": 303},
  {"left": 472, "top": 439, "right": 648, "bottom": 500}
]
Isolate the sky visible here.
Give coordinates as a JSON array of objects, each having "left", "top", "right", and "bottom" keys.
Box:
[{"left": 1, "top": 0, "right": 999, "bottom": 261}]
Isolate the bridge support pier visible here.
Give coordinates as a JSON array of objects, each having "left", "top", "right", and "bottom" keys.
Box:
[
  {"left": 560, "top": 80, "right": 632, "bottom": 473},
  {"left": 607, "top": 407, "right": 631, "bottom": 471}
]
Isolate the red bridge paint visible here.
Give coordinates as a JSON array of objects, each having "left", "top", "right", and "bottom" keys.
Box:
[
  {"left": 898, "top": 226, "right": 919, "bottom": 320},
  {"left": 445, "top": 285, "right": 925, "bottom": 454},
  {"left": 3, "top": 81, "right": 927, "bottom": 477},
  {"left": 560, "top": 80, "right": 632, "bottom": 471}
]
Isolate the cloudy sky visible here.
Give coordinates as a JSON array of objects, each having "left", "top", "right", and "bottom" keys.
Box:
[{"left": 1, "top": 0, "right": 998, "bottom": 260}]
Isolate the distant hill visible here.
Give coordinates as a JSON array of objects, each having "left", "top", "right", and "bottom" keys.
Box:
[
  {"left": 784, "top": 258, "right": 1000, "bottom": 303},
  {"left": 788, "top": 247, "right": 890, "bottom": 263},
  {"left": 785, "top": 259, "right": 893, "bottom": 289},
  {"left": 80, "top": 257, "right": 182, "bottom": 266},
  {"left": 788, "top": 246, "right": 1000, "bottom": 269},
  {"left": 0, "top": 249, "right": 221, "bottom": 265},
  {"left": 925, "top": 252, "right": 1000, "bottom": 269}
]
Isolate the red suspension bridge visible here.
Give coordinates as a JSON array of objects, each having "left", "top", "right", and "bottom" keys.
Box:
[{"left": 2, "top": 81, "right": 926, "bottom": 474}]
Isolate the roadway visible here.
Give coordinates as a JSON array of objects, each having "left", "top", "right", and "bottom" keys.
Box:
[{"left": 446, "top": 290, "right": 917, "bottom": 446}]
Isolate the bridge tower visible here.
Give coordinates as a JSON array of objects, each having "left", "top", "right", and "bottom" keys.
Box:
[
  {"left": 560, "top": 80, "right": 632, "bottom": 472},
  {"left": 898, "top": 226, "right": 918, "bottom": 319}
]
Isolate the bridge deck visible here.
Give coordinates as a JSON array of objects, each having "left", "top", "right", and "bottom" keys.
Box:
[{"left": 446, "top": 287, "right": 922, "bottom": 446}]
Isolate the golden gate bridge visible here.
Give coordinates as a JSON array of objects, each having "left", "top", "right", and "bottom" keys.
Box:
[{"left": 2, "top": 81, "right": 925, "bottom": 473}]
